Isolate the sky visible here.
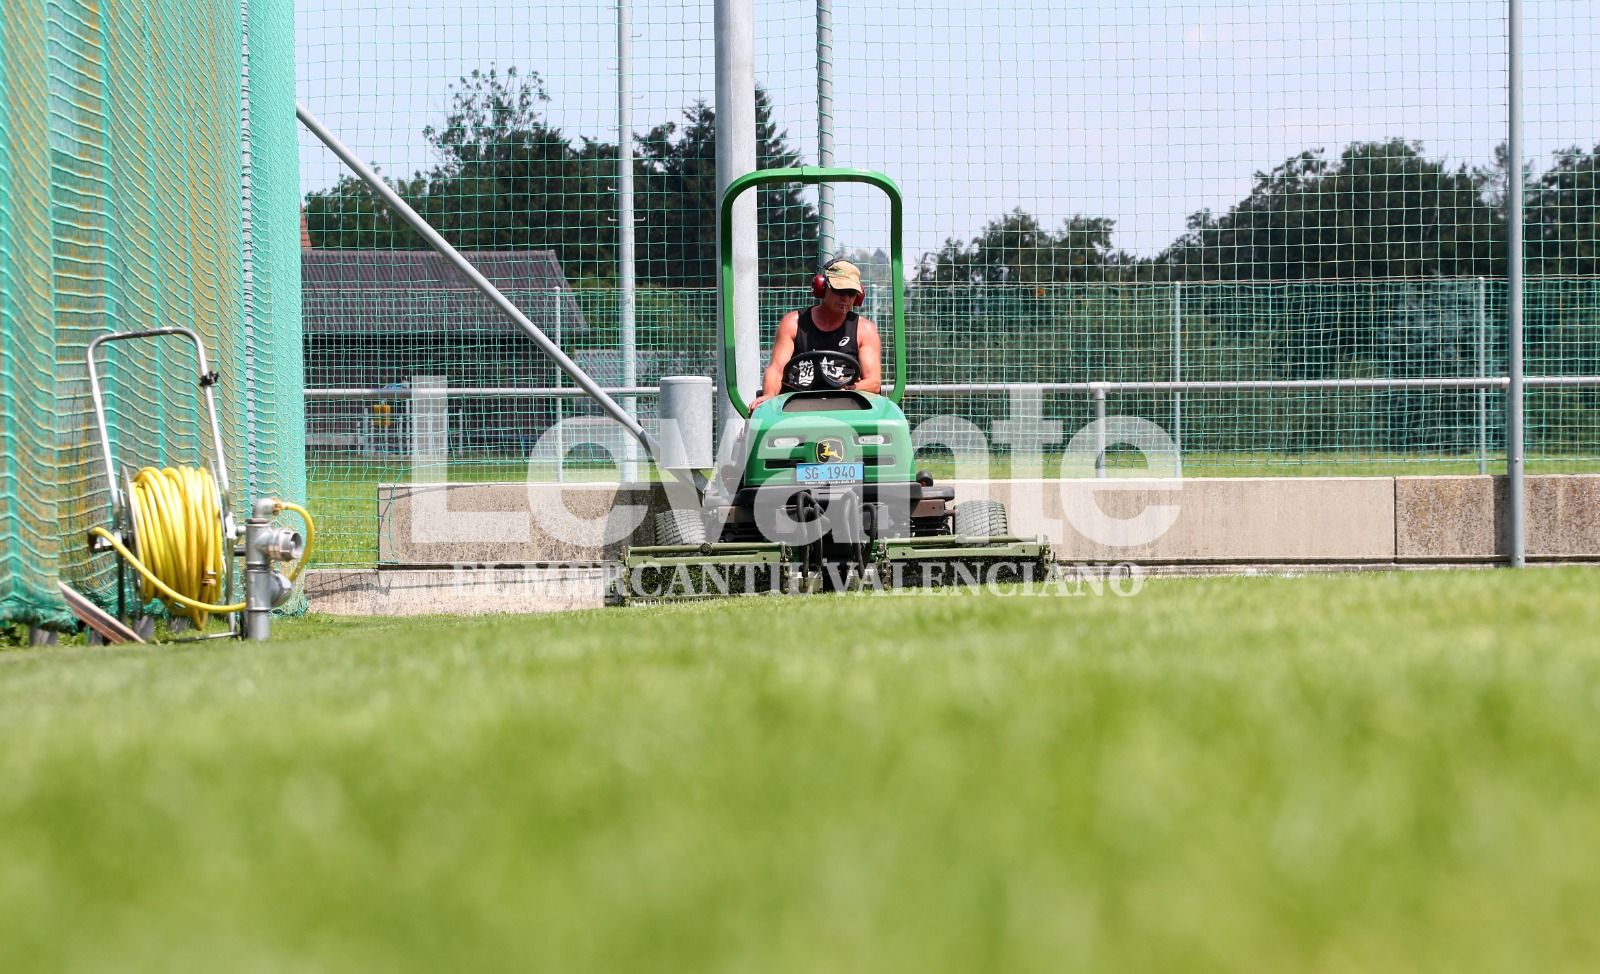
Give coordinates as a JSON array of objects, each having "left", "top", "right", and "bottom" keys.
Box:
[{"left": 296, "top": 0, "right": 1600, "bottom": 262}]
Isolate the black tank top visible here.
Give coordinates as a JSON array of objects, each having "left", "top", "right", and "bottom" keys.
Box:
[{"left": 795, "top": 307, "right": 860, "bottom": 358}]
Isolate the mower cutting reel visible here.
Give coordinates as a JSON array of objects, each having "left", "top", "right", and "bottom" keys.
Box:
[{"left": 611, "top": 167, "right": 1053, "bottom": 604}]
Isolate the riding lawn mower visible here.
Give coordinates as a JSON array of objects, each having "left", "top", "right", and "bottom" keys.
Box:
[{"left": 612, "top": 168, "right": 1050, "bottom": 603}]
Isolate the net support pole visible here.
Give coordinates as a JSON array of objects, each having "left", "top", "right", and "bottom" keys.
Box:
[
  {"left": 1506, "top": 0, "right": 1526, "bottom": 567},
  {"left": 1173, "top": 281, "right": 1182, "bottom": 477},
  {"left": 295, "top": 102, "right": 661, "bottom": 462},
  {"left": 618, "top": 0, "right": 639, "bottom": 482},
  {"left": 1094, "top": 386, "right": 1107, "bottom": 479},
  {"left": 816, "top": 0, "right": 835, "bottom": 263},
  {"left": 714, "top": 0, "right": 759, "bottom": 446}
]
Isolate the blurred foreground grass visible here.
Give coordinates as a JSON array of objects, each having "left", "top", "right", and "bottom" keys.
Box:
[{"left": 3, "top": 568, "right": 1600, "bottom": 971}]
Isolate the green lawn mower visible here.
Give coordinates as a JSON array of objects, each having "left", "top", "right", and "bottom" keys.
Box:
[{"left": 612, "top": 168, "right": 1050, "bottom": 603}]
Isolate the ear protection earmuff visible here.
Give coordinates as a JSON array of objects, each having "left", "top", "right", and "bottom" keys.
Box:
[{"left": 811, "top": 258, "right": 865, "bottom": 307}]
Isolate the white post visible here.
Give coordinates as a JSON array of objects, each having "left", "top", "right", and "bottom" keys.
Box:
[
  {"left": 1507, "top": 0, "right": 1526, "bottom": 567},
  {"left": 618, "top": 0, "right": 638, "bottom": 482},
  {"left": 715, "top": 0, "right": 759, "bottom": 446}
]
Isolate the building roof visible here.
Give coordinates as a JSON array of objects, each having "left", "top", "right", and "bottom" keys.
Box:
[{"left": 302, "top": 249, "right": 585, "bottom": 338}]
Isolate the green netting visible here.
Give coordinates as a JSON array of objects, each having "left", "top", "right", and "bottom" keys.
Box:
[
  {"left": 243, "top": 0, "right": 307, "bottom": 530},
  {"left": 295, "top": 0, "right": 1600, "bottom": 567},
  {"left": 0, "top": 0, "right": 304, "bottom": 629},
  {"left": 1, "top": 0, "right": 65, "bottom": 626}
]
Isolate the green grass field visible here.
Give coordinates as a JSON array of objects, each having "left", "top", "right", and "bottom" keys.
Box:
[{"left": 4, "top": 569, "right": 1600, "bottom": 971}]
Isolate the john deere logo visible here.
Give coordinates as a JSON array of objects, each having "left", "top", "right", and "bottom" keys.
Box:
[{"left": 816, "top": 438, "right": 845, "bottom": 463}]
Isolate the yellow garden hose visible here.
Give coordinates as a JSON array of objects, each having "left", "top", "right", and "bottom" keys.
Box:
[{"left": 88, "top": 466, "right": 314, "bottom": 628}]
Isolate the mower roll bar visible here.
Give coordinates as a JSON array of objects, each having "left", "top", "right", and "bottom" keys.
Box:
[{"left": 719, "top": 167, "right": 907, "bottom": 417}]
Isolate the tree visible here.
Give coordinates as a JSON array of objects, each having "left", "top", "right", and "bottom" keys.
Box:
[
  {"left": 1527, "top": 144, "right": 1600, "bottom": 277},
  {"left": 303, "top": 170, "right": 430, "bottom": 250},
  {"left": 419, "top": 67, "right": 619, "bottom": 273},
  {"left": 634, "top": 88, "right": 816, "bottom": 289},
  {"left": 304, "top": 66, "right": 612, "bottom": 269},
  {"left": 305, "top": 67, "right": 818, "bottom": 289},
  {"left": 914, "top": 209, "right": 1123, "bottom": 285},
  {"left": 1160, "top": 139, "right": 1503, "bottom": 281}
]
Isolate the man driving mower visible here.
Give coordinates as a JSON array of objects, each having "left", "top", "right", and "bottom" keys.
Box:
[{"left": 750, "top": 258, "right": 882, "bottom": 409}]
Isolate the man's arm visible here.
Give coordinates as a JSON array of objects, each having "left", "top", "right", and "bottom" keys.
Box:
[
  {"left": 751, "top": 312, "right": 799, "bottom": 409},
  {"left": 851, "top": 317, "right": 883, "bottom": 394}
]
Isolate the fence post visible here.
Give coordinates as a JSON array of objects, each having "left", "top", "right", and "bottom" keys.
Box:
[
  {"left": 1476, "top": 276, "right": 1488, "bottom": 476},
  {"left": 1173, "top": 281, "right": 1183, "bottom": 477},
  {"left": 554, "top": 290, "right": 565, "bottom": 483},
  {"left": 1094, "top": 384, "right": 1107, "bottom": 479}
]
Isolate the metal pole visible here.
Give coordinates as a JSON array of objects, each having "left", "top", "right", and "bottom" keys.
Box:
[
  {"left": 816, "top": 0, "right": 835, "bottom": 263},
  {"left": 1094, "top": 385, "right": 1107, "bottom": 479},
  {"left": 1476, "top": 276, "right": 1488, "bottom": 475},
  {"left": 1507, "top": 0, "right": 1526, "bottom": 567},
  {"left": 295, "top": 102, "right": 660, "bottom": 460},
  {"left": 1173, "top": 281, "right": 1183, "bottom": 476},
  {"left": 618, "top": 0, "right": 639, "bottom": 482},
  {"left": 715, "top": 0, "right": 759, "bottom": 447}
]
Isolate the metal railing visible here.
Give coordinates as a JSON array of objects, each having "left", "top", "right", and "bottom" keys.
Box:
[{"left": 304, "top": 374, "right": 1600, "bottom": 479}]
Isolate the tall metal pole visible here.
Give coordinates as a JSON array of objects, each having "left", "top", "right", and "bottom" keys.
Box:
[
  {"left": 618, "top": 0, "right": 638, "bottom": 482},
  {"left": 816, "top": 0, "right": 835, "bottom": 263},
  {"left": 1507, "top": 0, "right": 1526, "bottom": 567},
  {"left": 715, "top": 0, "right": 759, "bottom": 445}
]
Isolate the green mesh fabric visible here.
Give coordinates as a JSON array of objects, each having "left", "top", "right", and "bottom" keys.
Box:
[
  {"left": 0, "top": 0, "right": 303, "bottom": 629},
  {"left": 242, "top": 0, "right": 307, "bottom": 610},
  {"left": 0, "top": 0, "right": 68, "bottom": 627}
]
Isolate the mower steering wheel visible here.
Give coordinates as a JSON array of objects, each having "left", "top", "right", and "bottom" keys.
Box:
[{"left": 782, "top": 350, "right": 860, "bottom": 392}]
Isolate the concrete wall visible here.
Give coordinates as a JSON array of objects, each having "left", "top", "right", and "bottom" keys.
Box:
[
  {"left": 949, "top": 478, "right": 1396, "bottom": 562},
  {"left": 377, "top": 482, "right": 674, "bottom": 564},
  {"left": 306, "top": 565, "right": 607, "bottom": 616},
  {"left": 1395, "top": 474, "right": 1600, "bottom": 561},
  {"left": 306, "top": 475, "right": 1600, "bottom": 614},
  {"left": 376, "top": 475, "right": 1600, "bottom": 567}
]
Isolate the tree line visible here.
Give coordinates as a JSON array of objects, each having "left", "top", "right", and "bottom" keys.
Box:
[
  {"left": 919, "top": 140, "right": 1600, "bottom": 284},
  {"left": 306, "top": 65, "right": 1600, "bottom": 285},
  {"left": 304, "top": 66, "right": 815, "bottom": 288}
]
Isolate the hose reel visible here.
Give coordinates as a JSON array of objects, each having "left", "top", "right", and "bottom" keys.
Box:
[{"left": 85, "top": 327, "right": 314, "bottom": 641}]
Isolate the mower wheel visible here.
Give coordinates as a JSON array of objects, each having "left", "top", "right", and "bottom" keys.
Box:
[
  {"left": 954, "top": 499, "right": 1009, "bottom": 539},
  {"left": 654, "top": 509, "right": 708, "bottom": 546}
]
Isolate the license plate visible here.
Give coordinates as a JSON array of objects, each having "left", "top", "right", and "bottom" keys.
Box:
[{"left": 795, "top": 462, "right": 864, "bottom": 484}]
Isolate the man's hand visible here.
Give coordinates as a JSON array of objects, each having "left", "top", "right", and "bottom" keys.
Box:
[{"left": 750, "top": 392, "right": 773, "bottom": 410}]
